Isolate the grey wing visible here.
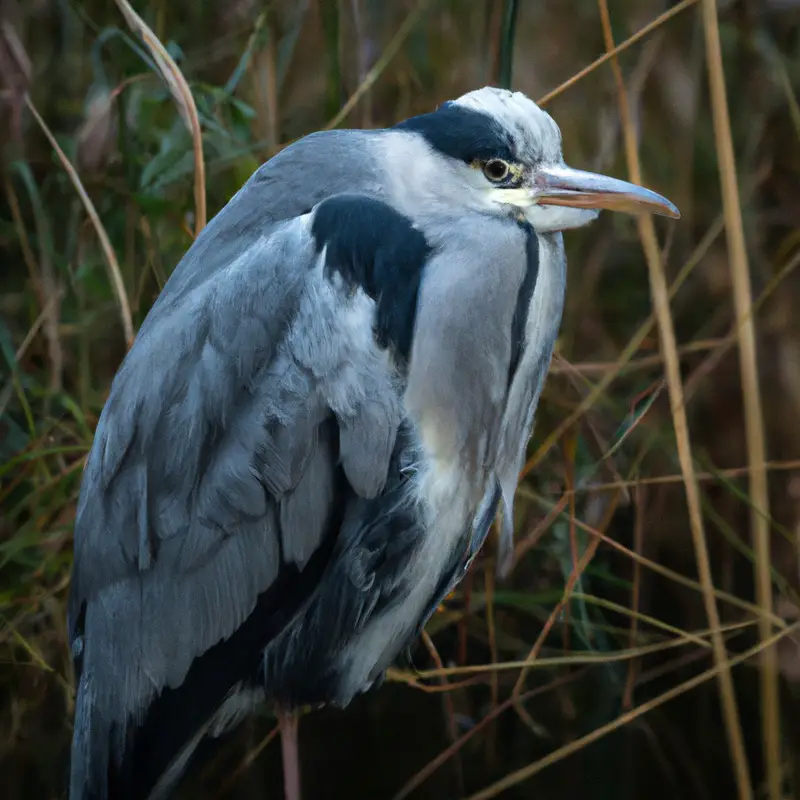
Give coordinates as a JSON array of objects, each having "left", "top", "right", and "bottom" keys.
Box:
[{"left": 67, "top": 211, "right": 402, "bottom": 798}]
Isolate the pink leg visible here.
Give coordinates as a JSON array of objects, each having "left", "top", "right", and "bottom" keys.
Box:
[{"left": 278, "top": 709, "right": 301, "bottom": 800}]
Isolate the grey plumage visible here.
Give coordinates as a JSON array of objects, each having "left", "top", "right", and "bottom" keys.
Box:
[{"left": 67, "top": 87, "right": 679, "bottom": 800}]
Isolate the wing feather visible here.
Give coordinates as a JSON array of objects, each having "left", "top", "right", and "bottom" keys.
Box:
[{"left": 68, "top": 199, "right": 404, "bottom": 799}]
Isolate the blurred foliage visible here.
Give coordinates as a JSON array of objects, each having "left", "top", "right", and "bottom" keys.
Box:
[{"left": 2, "top": 0, "right": 800, "bottom": 798}]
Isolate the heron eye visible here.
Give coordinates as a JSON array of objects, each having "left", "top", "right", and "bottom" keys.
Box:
[{"left": 483, "top": 159, "right": 510, "bottom": 182}]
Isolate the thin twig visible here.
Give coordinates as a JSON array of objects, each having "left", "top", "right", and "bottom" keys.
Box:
[
  {"left": 252, "top": 12, "right": 280, "bottom": 152},
  {"left": 405, "top": 625, "right": 733, "bottom": 680},
  {"left": 3, "top": 174, "right": 43, "bottom": 307},
  {"left": 557, "top": 459, "right": 800, "bottom": 497},
  {"left": 483, "top": 561, "right": 499, "bottom": 768},
  {"left": 214, "top": 724, "right": 281, "bottom": 798},
  {"left": 564, "top": 431, "right": 578, "bottom": 656},
  {"left": 537, "top": 0, "right": 700, "bottom": 107},
  {"left": 392, "top": 671, "right": 590, "bottom": 800},
  {"left": 510, "top": 487, "right": 621, "bottom": 697},
  {"left": 324, "top": 0, "right": 431, "bottom": 130},
  {"left": 683, "top": 248, "right": 800, "bottom": 401},
  {"left": 0, "top": 289, "right": 65, "bottom": 419},
  {"left": 498, "top": 0, "right": 519, "bottom": 89},
  {"left": 518, "top": 487, "right": 788, "bottom": 629},
  {"left": 511, "top": 494, "right": 569, "bottom": 569},
  {"left": 463, "top": 623, "right": 799, "bottom": 800},
  {"left": 410, "top": 620, "right": 756, "bottom": 682},
  {"left": 3, "top": 174, "right": 62, "bottom": 393},
  {"left": 520, "top": 213, "right": 726, "bottom": 481},
  {"left": 508, "top": 532, "right": 596, "bottom": 704},
  {"left": 623, "top": 484, "right": 645, "bottom": 708},
  {"left": 421, "top": 631, "right": 464, "bottom": 796},
  {"left": 23, "top": 95, "right": 134, "bottom": 347}
]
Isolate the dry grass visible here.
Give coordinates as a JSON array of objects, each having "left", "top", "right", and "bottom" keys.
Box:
[
  {"left": 23, "top": 96, "right": 134, "bottom": 347},
  {"left": 463, "top": 623, "right": 799, "bottom": 800},
  {"left": 598, "top": 2, "right": 752, "bottom": 798},
  {"left": 700, "top": 1, "right": 780, "bottom": 797},
  {"left": 2, "top": 1, "right": 799, "bottom": 799},
  {"left": 114, "top": 0, "right": 207, "bottom": 235}
]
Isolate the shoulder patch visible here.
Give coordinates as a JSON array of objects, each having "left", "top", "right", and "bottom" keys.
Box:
[
  {"left": 311, "top": 194, "right": 432, "bottom": 360},
  {"left": 393, "top": 102, "right": 515, "bottom": 164}
]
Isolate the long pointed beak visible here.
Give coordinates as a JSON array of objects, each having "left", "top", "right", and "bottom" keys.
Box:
[{"left": 531, "top": 165, "right": 680, "bottom": 219}]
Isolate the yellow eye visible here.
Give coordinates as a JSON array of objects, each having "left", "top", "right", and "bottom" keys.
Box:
[{"left": 483, "top": 159, "right": 510, "bottom": 182}]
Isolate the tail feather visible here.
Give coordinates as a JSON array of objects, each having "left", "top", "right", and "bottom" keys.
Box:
[
  {"left": 69, "top": 675, "right": 112, "bottom": 800},
  {"left": 69, "top": 671, "right": 263, "bottom": 800}
]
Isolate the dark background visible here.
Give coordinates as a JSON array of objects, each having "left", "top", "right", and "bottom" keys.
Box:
[{"left": 2, "top": 1, "right": 800, "bottom": 798}]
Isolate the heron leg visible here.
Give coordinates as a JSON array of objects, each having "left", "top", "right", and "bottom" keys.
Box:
[{"left": 278, "top": 708, "right": 301, "bottom": 800}]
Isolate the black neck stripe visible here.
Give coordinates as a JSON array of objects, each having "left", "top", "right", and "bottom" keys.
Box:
[{"left": 508, "top": 221, "right": 539, "bottom": 388}]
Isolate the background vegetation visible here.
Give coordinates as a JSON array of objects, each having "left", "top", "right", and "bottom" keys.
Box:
[{"left": 2, "top": 0, "right": 800, "bottom": 798}]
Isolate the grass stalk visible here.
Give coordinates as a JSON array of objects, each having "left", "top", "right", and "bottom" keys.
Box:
[
  {"left": 114, "top": 0, "right": 207, "bottom": 235},
  {"left": 700, "top": 3, "right": 781, "bottom": 795},
  {"left": 497, "top": 0, "right": 518, "bottom": 89},
  {"left": 23, "top": 95, "right": 134, "bottom": 348},
  {"left": 596, "top": 4, "right": 752, "bottom": 798}
]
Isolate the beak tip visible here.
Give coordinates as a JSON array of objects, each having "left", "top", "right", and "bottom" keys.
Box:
[
  {"left": 662, "top": 200, "right": 681, "bottom": 220},
  {"left": 625, "top": 194, "right": 681, "bottom": 220},
  {"left": 634, "top": 190, "right": 681, "bottom": 220}
]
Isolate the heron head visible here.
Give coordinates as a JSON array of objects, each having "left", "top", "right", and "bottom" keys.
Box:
[{"left": 393, "top": 86, "right": 679, "bottom": 233}]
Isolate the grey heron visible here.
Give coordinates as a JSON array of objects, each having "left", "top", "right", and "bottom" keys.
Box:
[{"left": 67, "top": 86, "right": 679, "bottom": 800}]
